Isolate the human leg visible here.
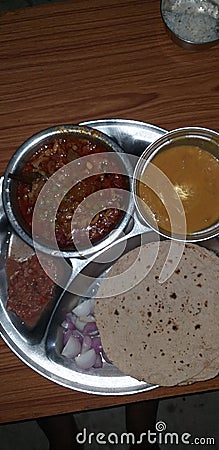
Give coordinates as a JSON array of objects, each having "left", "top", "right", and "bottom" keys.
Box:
[
  {"left": 126, "top": 400, "right": 160, "bottom": 449},
  {"left": 37, "top": 413, "right": 83, "bottom": 450}
]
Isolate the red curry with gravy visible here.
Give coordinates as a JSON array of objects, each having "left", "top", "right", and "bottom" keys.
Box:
[{"left": 16, "top": 137, "right": 129, "bottom": 250}]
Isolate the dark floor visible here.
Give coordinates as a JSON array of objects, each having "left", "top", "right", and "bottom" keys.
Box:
[{"left": 0, "top": 392, "right": 219, "bottom": 449}]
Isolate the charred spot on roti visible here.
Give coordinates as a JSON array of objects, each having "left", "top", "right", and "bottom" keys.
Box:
[
  {"left": 195, "top": 324, "right": 201, "bottom": 329},
  {"left": 170, "top": 292, "right": 177, "bottom": 299}
]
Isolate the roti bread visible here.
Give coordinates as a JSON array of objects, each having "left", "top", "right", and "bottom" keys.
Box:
[{"left": 94, "top": 241, "right": 219, "bottom": 386}]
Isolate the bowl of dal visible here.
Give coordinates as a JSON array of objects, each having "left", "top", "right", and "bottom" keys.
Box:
[{"left": 133, "top": 127, "right": 219, "bottom": 242}]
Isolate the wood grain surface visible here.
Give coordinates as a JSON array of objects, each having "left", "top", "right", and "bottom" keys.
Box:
[
  {"left": 0, "top": 0, "right": 218, "bottom": 424},
  {"left": 1, "top": 339, "right": 218, "bottom": 424}
]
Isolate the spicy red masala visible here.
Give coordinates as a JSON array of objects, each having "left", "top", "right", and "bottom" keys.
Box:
[
  {"left": 16, "top": 137, "right": 129, "bottom": 250},
  {"left": 6, "top": 254, "right": 57, "bottom": 328}
]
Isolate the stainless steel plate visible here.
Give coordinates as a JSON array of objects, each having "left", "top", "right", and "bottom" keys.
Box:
[{"left": 0, "top": 119, "right": 167, "bottom": 395}]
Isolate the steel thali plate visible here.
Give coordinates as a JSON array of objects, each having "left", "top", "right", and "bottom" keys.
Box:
[{"left": 0, "top": 119, "right": 167, "bottom": 395}]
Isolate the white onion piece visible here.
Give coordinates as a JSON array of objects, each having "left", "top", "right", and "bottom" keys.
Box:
[
  {"left": 79, "top": 315, "right": 96, "bottom": 323},
  {"left": 75, "top": 316, "right": 95, "bottom": 332},
  {"left": 61, "top": 320, "right": 68, "bottom": 329},
  {"left": 63, "top": 329, "right": 74, "bottom": 346},
  {"left": 75, "top": 318, "right": 85, "bottom": 332},
  {"left": 81, "top": 335, "right": 92, "bottom": 353},
  {"left": 61, "top": 336, "right": 81, "bottom": 359},
  {"left": 71, "top": 330, "right": 83, "bottom": 344},
  {"left": 75, "top": 348, "right": 96, "bottom": 370},
  {"left": 65, "top": 313, "right": 76, "bottom": 330},
  {"left": 72, "top": 300, "right": 93, "bottom": 317}
]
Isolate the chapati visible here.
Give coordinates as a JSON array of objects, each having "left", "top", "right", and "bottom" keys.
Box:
[{"left": 94, "top": 241, "right": 219, "bottom": 386}]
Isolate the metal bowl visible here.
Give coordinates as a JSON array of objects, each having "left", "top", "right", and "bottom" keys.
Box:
[
  {"left": 3, "top": 124, "right": 134, "bottom": 258},
  {"left": 160, "top": 0, "right": 219, "bottom": 50},
  {"left": 133, "top": 127, "right": 219, "bottom": 242}
]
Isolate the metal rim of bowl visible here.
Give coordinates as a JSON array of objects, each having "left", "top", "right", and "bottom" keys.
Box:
[
  {"left": 133, "top": 126, "right": 219, "bottom": 242},
  {"left": 160, "top": 0, "right": 219, "bottom": 50},
  {"left": 2, "top": 124, "right": 134, "bottom": 258}
]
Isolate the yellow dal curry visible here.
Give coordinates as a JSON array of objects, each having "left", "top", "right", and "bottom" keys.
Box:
[{"left": 138, "top": 144, "right": 219, "bottom": 234}]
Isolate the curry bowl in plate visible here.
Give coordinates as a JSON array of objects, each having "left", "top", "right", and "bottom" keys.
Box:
[
  {"left": 2, "top": 124, "right": 134, "bottom": 258},
  {"left": 133, "top": 127, "right": 219, "bottom": 242}
]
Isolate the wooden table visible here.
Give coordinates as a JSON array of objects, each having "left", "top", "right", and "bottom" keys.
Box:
[{"left": 0, "top": 0, "right": 218, "bottom": 425}]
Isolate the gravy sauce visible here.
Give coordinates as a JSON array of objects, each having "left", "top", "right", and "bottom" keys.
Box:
[{"left": 138, "top": 144, "right": 219, "bottom": 234}]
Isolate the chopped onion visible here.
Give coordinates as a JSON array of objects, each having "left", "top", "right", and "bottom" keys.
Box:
[
  {"left": 63, "top": 329, "right": 74, "bottom": 346},
  {"left": 61, "top": 335, "right": 81, "bottom": 359},
  {"left": 71, "top": 330, "right": 83, "bottom": 344},
  {"left": 65, "top": 313, "right": 76, "bottom": 330},
  {"left": 75, "top": 316, "right": 95, "bottom": 332},
  {"left": 61, "top": 320, "right": 69, "bottom": 330},
  {"left": 75, "top": 317, "right": 86, "bottom": 332},
  {"left": 75, "top": 348, "right": 96, "bottom": 370},
  {"left": 81, "top": 335, "right": 92, "bottom": 353},
  {"left": 72, "top": 299, "right": 93, "bottom": 317},
  {"left": 91, "top": 336, "right": 102, "bottom": 353},
  {"left": 61, "top": 299, "right": 108, "bottom": 371},
  {"left": 93, "top": 353, "right": 103, "bottom": 369},
  {"left": 66, "top": 312, "right": 76, "bottom": 322},
  {"left": 83, "top": 321, "right": 98, "bottom": 335}
]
